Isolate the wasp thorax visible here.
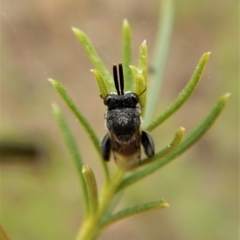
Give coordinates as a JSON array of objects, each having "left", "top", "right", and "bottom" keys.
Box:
[{"left": 105, "top": 105, "right": 141, "bottom": 142}]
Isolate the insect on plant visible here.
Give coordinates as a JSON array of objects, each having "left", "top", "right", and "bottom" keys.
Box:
[
  {"left": 100, "top": 63, "right": 155, "bottom": 171},
  {"left": 48, "top": 19, "right": 229, "bottom": 240}
]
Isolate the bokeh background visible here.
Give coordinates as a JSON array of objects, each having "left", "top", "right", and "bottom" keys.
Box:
[{"left": 1, "top": 0, "right": 239, "bottom": 239}]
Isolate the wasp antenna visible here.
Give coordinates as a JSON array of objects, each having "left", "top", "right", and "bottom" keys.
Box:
[
  {"left": 139, "top": 86, "right": 147, "bottom": 96},
  {"left": 118, "top": 63, "right": 124, "bottom": 95},
  {"left": 113, "top": 64, "right": 120, "bottom": 95}
]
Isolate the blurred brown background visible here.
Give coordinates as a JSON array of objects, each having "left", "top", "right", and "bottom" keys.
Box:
[{"left": 1, "top": 0, "right": 239, "bottom": 240}]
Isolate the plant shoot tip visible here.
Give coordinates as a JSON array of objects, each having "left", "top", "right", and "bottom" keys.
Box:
[
  {"left": 48, "top": 78, "right": 57, "bottom": 86},
  {"left": 71, "top": 27, "right": 79, "bottom": 32},
  {"left": 179, "top": 127, "right": 186, "bottom": 132},
  {"left": 223, "top": 92, "right": 231, "bottom": 99},
  {"left": 82, "top": 165, "right": 90, "bottom": 173},
  {"left": 51, "top": 103, "right": 60, "bottom": 113},
  {"left": 162, "top": 202, "right": 170, "bottom": 208}
]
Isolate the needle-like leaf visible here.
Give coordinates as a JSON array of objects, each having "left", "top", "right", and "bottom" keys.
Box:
[
  {"left": 138, "top": 40, "right": 148, "bottom": 117},
  {"left": 130, "top": 66, "right": 146, "bottom": 111},
  {"left": 49, "top": 79, "right": 110, "bottom": 181},
  {"left": 140, "top": 127, "right": 185, "bottom": 167},
  {"left": 144, "top": 0, "right": 174, "bottom": 125},
  {"left": 122, "top": 19, "right": 132, "bottom": 91},
  {"left": 145, "top": 52, "right": 211, "bottom": 131},
  {"left": 52, "top": 104, "right": 89, "bottom": 216},
  {"left": 91, "top": 69, "right": 109, "bottom": 98},
  {"left": 117, "top": 93, "right": 230, "bottom": 191},
  {"left": 72, "top": 27, "right": 114, "bottom": 92},
  {"left": 100, "top": 200, "right": 169, "bottom": 229},
  {"left": 82, "top": 165, "right": 99, "bottom": 216}
]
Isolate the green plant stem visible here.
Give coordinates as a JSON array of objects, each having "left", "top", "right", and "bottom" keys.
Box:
[
  {"left": 76, "top": 170, "right": 125, "bottom": 240},
  {"left": 144, "top": 0, "right": 174, "bottom": 126}
]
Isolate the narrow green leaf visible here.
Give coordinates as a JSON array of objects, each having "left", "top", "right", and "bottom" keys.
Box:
[
  {"left": 145, "top": 52, "right": 211, "bottom": 131},
  {"left": 98, "top": 170, "right": 125, "bottom": 214},
  {"left": 175, "top": 93, "right": 230, "bottom": 151},
  {"left": 144, "top": 0, "right": 174, "bottom": 126},
  {"left": 122, "top": 19, "right": 132, "bottom": 91},
  {"left": 52, "top": 104, "right": 89, "bottom": 216},
  {"left": 140, "top": 127, "right": 185, "bottom": 167},
  {"left": 72, "top": 27, "right": 114, "bottom": 91},
  {"left": 49, "top": 79, "right": 110, "bottom": 181},
  {"left": 138, "top": 40, "right": 148, "bottom": 82},
  {"left": 130, "top": 66, "right": 146, "bottom": 111},
  {"left": 117, "top": 93, "right": 230, "bottom": 191},
  {"left": 100, "top": 200, "right": 169, "bottom": 229},
  {"left": 82, "top": 165, "right": 99, "bottom": 216},
  {"left": 138, "top": 40, "right": 148, "bottom": 117},
  {"left": 91, "top": 69, "right": 109, "bottom": 98}
]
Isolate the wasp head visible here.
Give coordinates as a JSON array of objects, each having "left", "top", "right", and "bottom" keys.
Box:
[{"left": 103, "top": 63, "right": 139, "bottom": 110}]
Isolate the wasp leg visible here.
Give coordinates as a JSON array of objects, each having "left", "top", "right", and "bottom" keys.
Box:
[
  {"left": 100, "top": 134, "right": 111, "bottom": 161},
  {"left": 141, "top": 131, "right": 155, "bottom": 157}
]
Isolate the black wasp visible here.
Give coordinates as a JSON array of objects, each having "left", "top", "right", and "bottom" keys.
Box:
[{"left": 100, "top": 63, "right": 155, "bottom": 171}]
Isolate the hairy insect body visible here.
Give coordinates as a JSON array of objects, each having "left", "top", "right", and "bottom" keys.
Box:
[
  {"left": 100, "top": 63, "right": 155, "bottom": 171},
  {"left": 106, "top": 100, "right": 141, "bottom": 142},
  {"left": 105, "top": 95, "right": 142, "bottom": 170}
]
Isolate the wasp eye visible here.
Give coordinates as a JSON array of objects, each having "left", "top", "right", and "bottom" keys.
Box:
[
  {"left": 104, "top": 96, "right": 111, "bottom": 106},
  {"left": 104, "top": 95, "right": 116, "bottom": 107},
  {"left": 131, "top": 93, "right": 139, "bottom": 104}
]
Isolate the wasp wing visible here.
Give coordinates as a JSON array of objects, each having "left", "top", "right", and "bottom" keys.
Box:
[
  {"left": 100, "top": 134, "right": 111, "bottom": 161},
  {"left": 141, "top": 130, "right": 155, "bottom": 157}
]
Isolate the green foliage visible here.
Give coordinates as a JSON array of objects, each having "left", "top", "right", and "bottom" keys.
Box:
[
  {"left": 82, "top": 166, "right": 99, "bottom": 217},
  {"left": 100, "top": 199, "right": 169, "bottom": 229},
  {"left": 145, "top": 52, "right": 211, "bottom": 131},
  {"left": 117, "top": 93, "right": 230, "bottom": 192},
  {"left": 122, "top": 19, "right": 133, "bottom": 91},
  {"left": 90, "top": 69, "right": 109, "bottom": 99},
  {"left": 49, "top": 79, "right": 110, "bottom": 181},
  {"left": 144, "top": 0, "right": 174, "bottom": 126},
  {"left": 52, "top": 104, "right": 89, "bottom": 216},
  {"left": 72, "top": 28, "right": 114, "bottom": 92},
  {"left": 50, "top": 12, "right": 229, "bottom": 240}
]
